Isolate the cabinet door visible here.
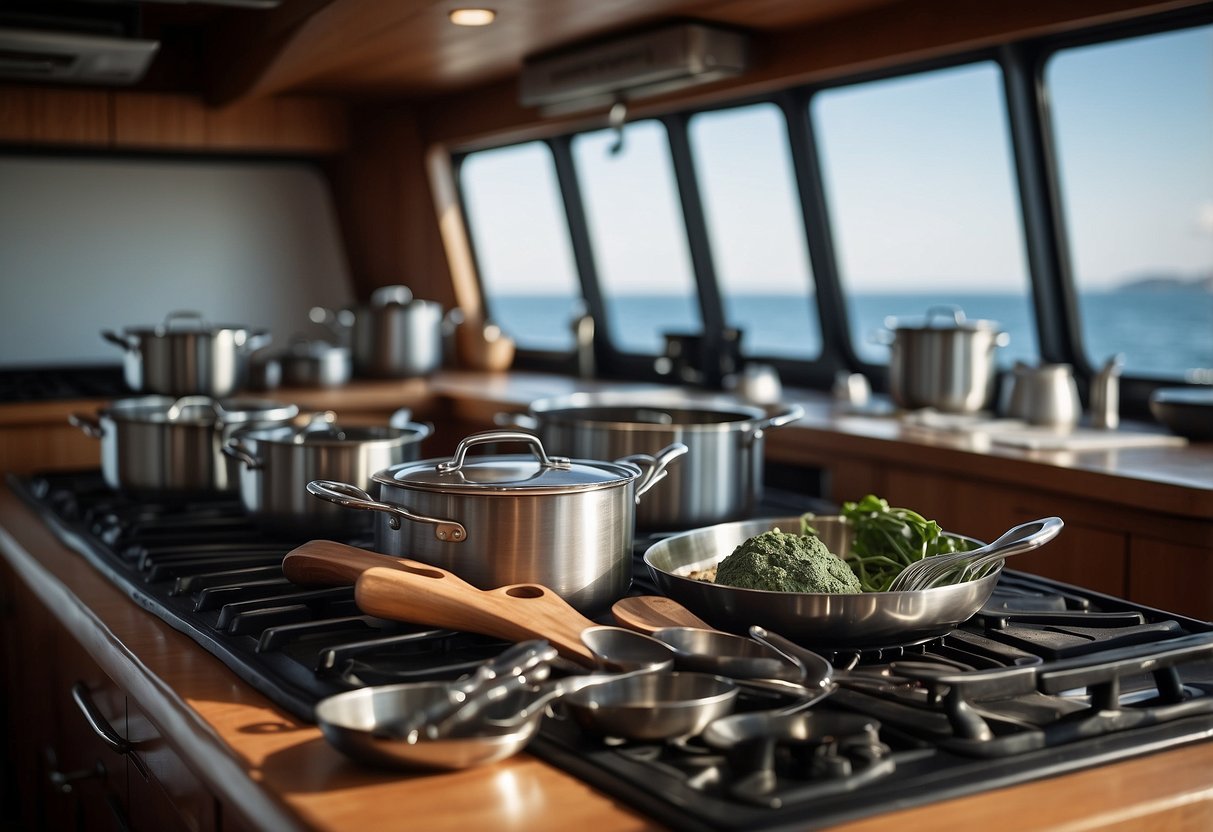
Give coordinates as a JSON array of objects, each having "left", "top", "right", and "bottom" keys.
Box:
[
  {"left": 126, "top": 698, "right": 217, "bottom": 832},
  {"left": 51, "top": 637, "right": 130, "bottom": 832}
]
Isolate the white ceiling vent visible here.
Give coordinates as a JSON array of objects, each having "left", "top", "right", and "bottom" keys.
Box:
[
  {"left": 0, "top": 28, "right": 158, "bottom": 84},
  {"left": 519, "top": 22, "right": 749, "bottom": 113}
]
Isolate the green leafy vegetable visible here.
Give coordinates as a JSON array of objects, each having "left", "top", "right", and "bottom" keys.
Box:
[{"left": 801, "top": 494, "right": 973, "bottom": 592}]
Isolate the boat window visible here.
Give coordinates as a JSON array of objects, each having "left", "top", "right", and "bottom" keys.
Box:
[
  {"left": 688, "top": 103, "right": 820, "bottom": 360},
  {"left": 459, "top": 141, "right": 582, "bottom": 351},
  {"left": 571, "top": 119, "right": 699, "bottom": 355},
  {"left": 1046, "top": 24, "right": 1213, "bottom": 382},
  {"left": 811, "top": 62, "right": 1039, "bottom": 368}
]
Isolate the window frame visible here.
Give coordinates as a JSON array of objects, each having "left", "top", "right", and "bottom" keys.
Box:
[{"left": 451, "top": 3, "right": 1213, "bottom": 418}]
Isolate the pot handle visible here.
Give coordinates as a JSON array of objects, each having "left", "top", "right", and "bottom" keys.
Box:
[
  {"left": 240, "top": 330, "right": 273, "bottom": 353},
  {"left": 306, "top": 480, "right": 467, "bottom": 543},
  {"left": 166, "top": 395, "right": 219, "bottom": 421},
  {"left": 100, "top": 330, "right": 137, "bottom": 351},
  {"left": 160, "top": 310, "right": 207, "bottom": 331},
  {"left": 746, "top": 403, "right": 804, "bottom": 445},
  {"left": 67, "top": 413, "right": 104, "bottom": 439},
  {"left": 618, "top": 442, "right": 689, "bottom": 503},
  {"left": 221, "top": 439, "right": 262, "bottom": 470},
  {"left": 371, "top": 285, "right": 414, "bottom": 307},
  {"left": 438, "top": 430, "right": 569, "bottom": 473}
]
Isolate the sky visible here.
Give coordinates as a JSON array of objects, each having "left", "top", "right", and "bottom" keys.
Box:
[{"left": 460, "top": 24, "right": 1213, "bottom": 297}]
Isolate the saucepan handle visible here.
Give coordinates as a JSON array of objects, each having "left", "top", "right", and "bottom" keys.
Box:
[
  {"left": 100, "top": 330, "right": 137, "bottom": 351},
  {"left": 746, "top": 403, "right": 804, "bottom": 444},
  {"left": 306, "top": 480, "right": 467, "bottom": 543},
  {"left": 618, "top": 442, "right": 689, "bottom": 503},
  {"left": 68, "top": 413, "right": 104, "bottom": 439},
  {"left": 222, "top": 439, "right": 262, "bottom": 470}
]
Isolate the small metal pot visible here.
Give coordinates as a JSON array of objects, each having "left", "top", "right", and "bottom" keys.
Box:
[
  {"left": 308, "top": 430, "right": 687, "bottom": 615},
  {"left": 277, "top": 339, "right": 353, "bottom": 389},
  {"left": 101, "top": 310, "right": 271, "bottom": 397},
  {"left": 224, "top": 410, "right": 433, "bottom": 536},
  {"left": 501, "top": 393, "right": 803, "bottom": 530},
  {"left": 69, "top": 395, "right": 298, "bottom": 496},
  {"left": 881, "top": 306, "right": 1009, "bottom": 414}
]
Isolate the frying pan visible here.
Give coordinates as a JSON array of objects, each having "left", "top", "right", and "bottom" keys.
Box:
[{"left": 643, "top": 516, "right": 1000, "bottom": 648}]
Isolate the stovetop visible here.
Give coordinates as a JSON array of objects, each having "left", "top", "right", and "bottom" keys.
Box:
[{"left": 11, "top": 471, "right": 1213, "bottom": 832}]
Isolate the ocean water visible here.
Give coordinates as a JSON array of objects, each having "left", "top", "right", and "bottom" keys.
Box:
[{"left": 490, "top": 290, "right": 1213, "bottom": 379}]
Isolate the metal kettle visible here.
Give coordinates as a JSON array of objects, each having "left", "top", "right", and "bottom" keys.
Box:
[{"left": 1003, "top": 362, "right": 1082, "bottom": 428}]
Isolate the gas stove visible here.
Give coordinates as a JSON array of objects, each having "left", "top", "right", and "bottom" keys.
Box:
[{"left": 11, "top": 471, "right": 1213, "bottom": 832}]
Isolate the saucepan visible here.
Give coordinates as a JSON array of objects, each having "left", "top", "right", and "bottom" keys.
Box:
[
  {"left": 644, "top": 516, "right": 1001, "bottom": 648},
  {"left": 307, "top": 430, "right": 687, "bottom": 614}
]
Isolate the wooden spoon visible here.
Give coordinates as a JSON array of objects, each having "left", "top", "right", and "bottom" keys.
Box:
[
  {"left": 611, "top": 595, "right": 715, "bottom": 634},
  {"left": 354, "top": 565, "right": 600, "bottom": 667}
]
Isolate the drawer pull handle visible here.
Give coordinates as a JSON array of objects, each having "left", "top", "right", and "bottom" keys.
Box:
[{"left": 71, "top": 681, "right": 129, "bottom": 756}]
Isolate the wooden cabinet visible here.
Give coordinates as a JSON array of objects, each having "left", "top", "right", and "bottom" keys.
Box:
[{"left": 0, "top": 557, "right": 221, "bottom": 832}]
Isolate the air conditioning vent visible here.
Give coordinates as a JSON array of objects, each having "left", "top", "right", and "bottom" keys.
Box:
[
  {"left": 520, "top": 22, "right": 748, "bottom": 113},
  {"left": 0, "top": 28, "right": 158, "bottom": 84}
]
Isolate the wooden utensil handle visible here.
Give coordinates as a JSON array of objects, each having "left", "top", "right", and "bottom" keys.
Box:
[
  {"left": 282, "top": 540, "right": 476, "bottom": 589},
  {"left": 611, "top": 595, "right": 715, "bottom": 633},
  {"left": 355, "top": 566, "right": 599, "bottom": 666}
]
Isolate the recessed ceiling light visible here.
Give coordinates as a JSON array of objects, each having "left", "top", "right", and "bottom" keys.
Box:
[{"left": 449, "top": 8, "right": 496, "bottom": 26}]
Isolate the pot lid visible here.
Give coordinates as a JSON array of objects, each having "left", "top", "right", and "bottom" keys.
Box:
[
  {"left": 239, "top": 411, "right": 429, "bottom": 445},
  {"left": 375, "top": 430, "right": 638, "bottom": 494},
  {"left": 884, "top": 305, "right": 1001, "bottom": 332},
  {"left": 528, "top": 392, "right": 767, "bottom": 427},
  {"left": 105, "top": 395, "right": 298, "bottom": 425}
]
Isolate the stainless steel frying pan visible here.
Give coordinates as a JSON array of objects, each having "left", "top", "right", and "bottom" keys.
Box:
[{"left": 643, "top": 516, "right": 1000, "bottom": 648}]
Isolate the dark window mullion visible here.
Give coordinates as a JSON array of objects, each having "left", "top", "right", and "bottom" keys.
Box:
[
  {"left": 1000, "top": 43, "right": 1086, "bottom": 373},
  {"left": 549, "top": 135, "right": 617, "bottom": 377},
  {"left": 779, "top": 90, "right": 853, "bottom": 385},
  {"left": 663, "top": 113, "right": 727, "bottom": 347}
]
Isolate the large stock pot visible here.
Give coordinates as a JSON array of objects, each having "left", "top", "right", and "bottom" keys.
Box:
[
  {"left": 307, "top": 430, "right": 687, "bottom": 615},
  {"left": 881, "top": 306, "right": 1009, "bottom": 414},
  {"left": 102, "top": 311, "right": 271, "bottom": 397},
  {"left": 501, "top": 393, "right": 803, "bottom": 530},
  {"left": 69, "top": 395, "right": 298, "bottom": 495}
]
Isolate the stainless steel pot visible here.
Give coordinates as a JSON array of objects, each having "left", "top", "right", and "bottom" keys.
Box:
[
  {"left": 501, "top": 393, "right": 803, "bottom": 530},
  {"left": 223, "top": 410, "right": 433, "bottom": 536},
  {"left": 644, "top": 516, "right": 996, "bottom": 648},
  {"left": 313, "top": 286, "right": 443, "bottom": 379},
  {"left": 69, "top": 395, "right": 299, "bottom": 495},
  {"left": 881, "top": 306, "right": 1009, "bottom": 414},
  {"left": 277, "top": 339, "right": 353, "bottom": 389},
  {"left": 101, "top": 311, "right": 271, "bottom": 397},
  {"left": 307, "top": 430, "right": 688, "bottom": 615}
]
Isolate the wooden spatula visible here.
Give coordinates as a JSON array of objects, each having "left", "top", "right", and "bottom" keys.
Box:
[
  {"left": 611, "top": 595, "right": 715, "bottom": 633},
  {"left": 282, "top": 539, "right": 422, "bottom": 587}
]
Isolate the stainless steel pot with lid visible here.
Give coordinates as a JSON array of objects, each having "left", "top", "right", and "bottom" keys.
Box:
[
  {"left": 69, "top": 395, "right": 299, "bottom": 495},
  {"left": 500, "top": 392, "right": 803, "bottom": 530},
  {"left": 880, "top": 305, "right": 1009, "bottom": 414},
  {"left": 224, "top": 409, "right": 433, "bottom": 536},
  {"left": 101, "top": 310, "right": 271, "bottom": 397},
  {"left": 312, "top": 286, "right": 443, "bottom": 379},
  {"left": 307, "top": 430, "right": 688, "bottom": 614}
]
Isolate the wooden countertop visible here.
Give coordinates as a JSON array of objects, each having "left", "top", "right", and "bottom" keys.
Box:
[{"left": 3, "top": 485, "right": 1213, "bottom": 831}]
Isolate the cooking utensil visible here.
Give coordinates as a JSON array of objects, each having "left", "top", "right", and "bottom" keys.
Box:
[
  {"left": 880, "top": 305, "right": 1009, "bottom": 413},
  {"left": 379, "top": 640, "right": 558, "bottom": 743},
  {"left": 579, "top": 625, "right": 678, "bottom": 673},
  {"left": 1150, "top": 387, "right": 1213, "bottom": 440},
  {"left": 559, "top": 671, "right": 738, "bottom": 741},
  {"left": 102, "top": 310, "right": 271, "bottom": 397},
  {"left": 314, "top": 680, "right": 544, "bottom": 770},
  {"left": 351, "top": 559, "right": 601, "bottom": 665},
  {"left": 651, "top": 627, "right": 801, "bottom": 682},
  {"left": 500, "top": 392, "right": 802, "bottom": 530},
  {"left": 313, "top": 285, "right": 444, "bottom": 378},
  {"left": 69, "top": 395, "right": 298, "bottom": 495},
  {"left": 1003, "top": 362, "right": 1082, "bottom": 428},
  {"left": 644, "top": 516, "right": 998, "bottom": 647},
  {"left": 308, "top": 430, "right": 687, "bottom": 614},
  {"left": 611, "top": 595, "right": 714, "bottom": 632},
  {"left": 887, "top": 516, "right": 1063, "bottom": 591},
  {"left": 223, "top": 409, "right": 432, "bottom": 536}
]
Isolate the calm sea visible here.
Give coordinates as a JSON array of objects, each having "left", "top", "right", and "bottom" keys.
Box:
[{"left": 490, "top": 290, "right": 1212, "bottom": 378}]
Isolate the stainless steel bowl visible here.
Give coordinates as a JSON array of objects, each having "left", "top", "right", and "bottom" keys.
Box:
[{"left": 643, "top": 516, "right": 998, "bottom": 648}]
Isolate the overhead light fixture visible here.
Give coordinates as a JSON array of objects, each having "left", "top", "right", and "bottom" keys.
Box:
[{"left": 449, "top": 8, "right": 495, "bottom": 26}]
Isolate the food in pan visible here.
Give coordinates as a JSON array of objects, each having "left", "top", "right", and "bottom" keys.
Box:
[{"left": 712, "top": 528, "right": 862, "bottom": 594}]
